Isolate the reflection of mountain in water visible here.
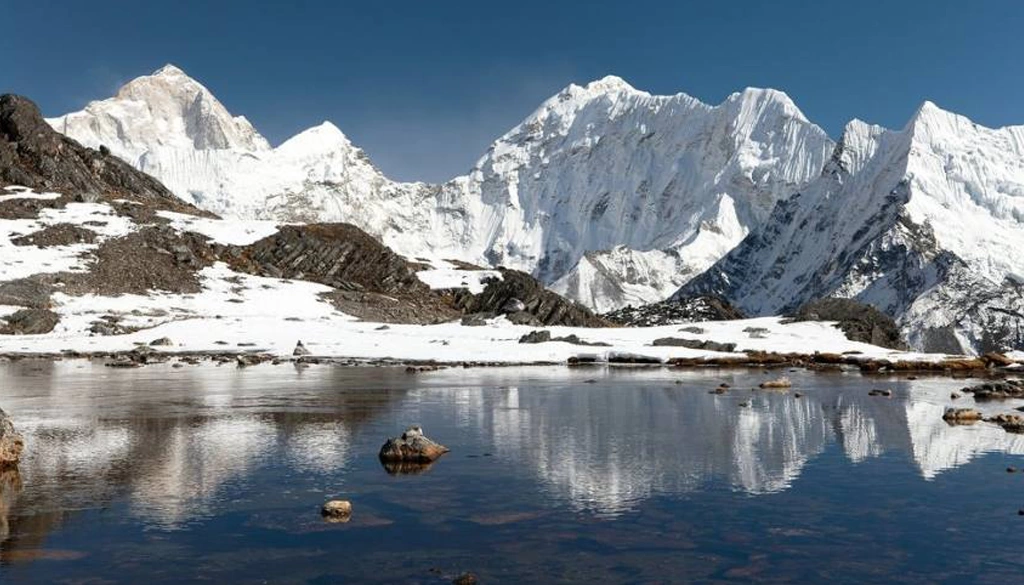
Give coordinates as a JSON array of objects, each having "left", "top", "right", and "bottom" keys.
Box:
[
  {"left": 4, "top": 364, "right": 1024, "bottom": 537},
  {"left": 0, "top": 363, "right": 409, "bottom": 546},
  {"left": 418, "top": 375, "right": 1024, "bottom": 516}
]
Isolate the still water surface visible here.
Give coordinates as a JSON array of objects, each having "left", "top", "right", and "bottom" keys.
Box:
[{"left": 1, "top": 361, "right": 1023, "bottom": 583}]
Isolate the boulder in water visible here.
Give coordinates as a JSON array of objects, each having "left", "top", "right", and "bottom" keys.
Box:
[
  {"left": 321, "top": 499, "right": 353, "bottom": 522},
  {"left": 0, "top": 408, "right": 25, "bottom": 467},
  {"left": 293, "top": 340, "right": 311, "bottom": 356},
  {"left": 379, "top": 426, "right": 449, "bottom": 463}
]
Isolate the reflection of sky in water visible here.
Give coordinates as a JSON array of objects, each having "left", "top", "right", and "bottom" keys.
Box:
[{"left": 4, "top": 363, "right": 1024, "bottom": 529}]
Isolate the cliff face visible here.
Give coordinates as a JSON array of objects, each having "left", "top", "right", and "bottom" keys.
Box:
[{"left": 0, "top": 94, "right": 204, "bottom": 216}]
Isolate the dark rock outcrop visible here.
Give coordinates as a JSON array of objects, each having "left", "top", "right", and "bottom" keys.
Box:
[
  {"left": 230, "top": 224, "right": 427, "bottom": 294},
  {"left": 0, "top": 408, "right": 24, "bottom": 467},
  {"left": 228, "top": 224, "right": 460, "bottom": 325},
  {"left": 0, "top": 308, "right": 58, "bottom": 334},
  {"left": 453, "top": 269, "right": 609, "bottom": 328},
  {"left": 0, "top": 277, "right": 54, "bottom": 309},
  {"left": 379, "top": 426, "right": 449, "bottom": 463},
  {"left": 650, "top": 337, "right": 737, "bottom": 352},
  {"left": 518, "top": 330, "right": 610, "bottom": 346},
  {"left": 604, "top": 295, "right": 744, "bottom": 327},
  {"left": 0, "top": 94, "right": 204, "bottom": 216},
  {"left": 788, "top": 298, "right": 906, "bottom": 350},
  {"left": 519, "top": 330, "right": 552, "bottom": 344}
]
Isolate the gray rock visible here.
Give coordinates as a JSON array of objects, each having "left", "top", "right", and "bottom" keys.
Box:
[
  {"left": 519, "top": 330, "right": 552, "bottom": 344},
  {"left": 651, "top": 337, "right": 737, "bottom": 352},
  {"left": 501, "top": 298, "right": 526, "bottom": 313},
  {"left": 0, "top": 308, "right": 59, "bottom": 335},
  {"left": 461, "top": 313, "right": 491, "bottom": 327},
  {"left": 150, "top": 337, "right": 174, "bottom": 346}
]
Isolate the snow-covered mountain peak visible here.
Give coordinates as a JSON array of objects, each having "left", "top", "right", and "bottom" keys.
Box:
[
  {"left": 152, "top": 63, "right": 189, "bottom": 78},
  {"left": 580, "top": 75, "right": 641, "bottom": 94},
  {"left": 727, "top": 87, "right": 809, "bottom": 123},
  {"left": 49, "top": 64, "right": 270, "bottom": 158},
  {"left": 277, "top": 121, "right": 353, "bottom": 155}
]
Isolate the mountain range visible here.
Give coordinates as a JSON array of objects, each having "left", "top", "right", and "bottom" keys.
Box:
[{"left": 46, "top": 65, "right": 1024, "bottom": 354}]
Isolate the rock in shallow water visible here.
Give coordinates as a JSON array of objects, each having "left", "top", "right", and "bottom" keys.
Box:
[
  {"left": 942, "top": 407, "right": 983, "bottom": 423},
  {"left": 759, "top": 377, "right": 792, "bottom": 389},
  {"left": 379, "top": 426, "right": 449, "bottom": 463},
  {"left": 321, "top": 500, "right": 352, "bottom": 522},
  {"left": 0, "top": 408, "right": 25, "bottom": 467}
]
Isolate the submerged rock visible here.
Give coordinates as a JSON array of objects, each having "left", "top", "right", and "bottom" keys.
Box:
[
  {"left": 759, "top": 377, "right": 792, "bottom": 389},
  {"left": 452, "top": 573, "right": 479, "bottom": 585},
  {"left": 379, "top": 426, "right": 449, "bottom": 463},
  {"left": 0, "top": 408, "right": 25, "bottom": 467}
]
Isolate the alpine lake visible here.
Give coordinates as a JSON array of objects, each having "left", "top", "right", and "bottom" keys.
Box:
[{"left": 1, "top": 359, "right": 1023, "bottom": 584}]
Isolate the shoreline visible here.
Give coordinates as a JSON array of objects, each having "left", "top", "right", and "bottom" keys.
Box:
[{"left": 1, "top": 348, "right": 1018, "bottom": 378}]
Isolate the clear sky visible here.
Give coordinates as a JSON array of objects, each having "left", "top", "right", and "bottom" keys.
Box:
[{"left": 5, "top": 0, "right": 1023, "bottom": 182}]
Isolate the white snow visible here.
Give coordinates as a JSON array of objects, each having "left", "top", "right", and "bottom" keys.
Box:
[
  {"left": 0, "top": 190, "right": 61, "bottom": 202},
  {"left": 415, "top": 259, "right": 502, "bottom": 294},
  {"left": 156, "top": 210, "right": 281, "bottom": 246}
]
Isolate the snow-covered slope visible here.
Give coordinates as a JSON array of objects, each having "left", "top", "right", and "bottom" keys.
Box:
[
  {"left": 48, "top": 66, "right": 833, "bottom": 311},
  {"left": 679, "top": 103, "right": 1024, "bottom": 354}
]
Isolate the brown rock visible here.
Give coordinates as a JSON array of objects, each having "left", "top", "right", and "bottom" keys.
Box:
[
  {"left": 759, "top": 377, "right": 792, "bottom": 389},
  {"left": 321, "top": 500, "right": 352, "bottom": 522},
  {"left": 0, "top": 408, "right": 25, "bottom": 467},
  {"left": 942, "top": 407, "right": 983, "bottom": 423},
  {"left": 379, "top": 426, "right": 449, "bottom": 463}
]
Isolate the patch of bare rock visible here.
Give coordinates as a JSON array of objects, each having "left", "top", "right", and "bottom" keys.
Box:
[
  {"left": 0, "top": 308, "right": 59, "bottom": 334},
  {"left": 10, "top": 223, "right": 96, "bottom": 247}
]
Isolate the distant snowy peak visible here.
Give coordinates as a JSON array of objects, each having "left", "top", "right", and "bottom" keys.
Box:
[
  {"left": 678, "top": 100, "right": 1024, "bottom": 354},
  {"left": 47, "top": 64, "right": 270, "bottom": 160}
]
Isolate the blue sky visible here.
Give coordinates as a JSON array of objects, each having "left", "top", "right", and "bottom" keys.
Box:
[{"left": 5, "top": 0, "right": 1023, "bottom": 182}]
